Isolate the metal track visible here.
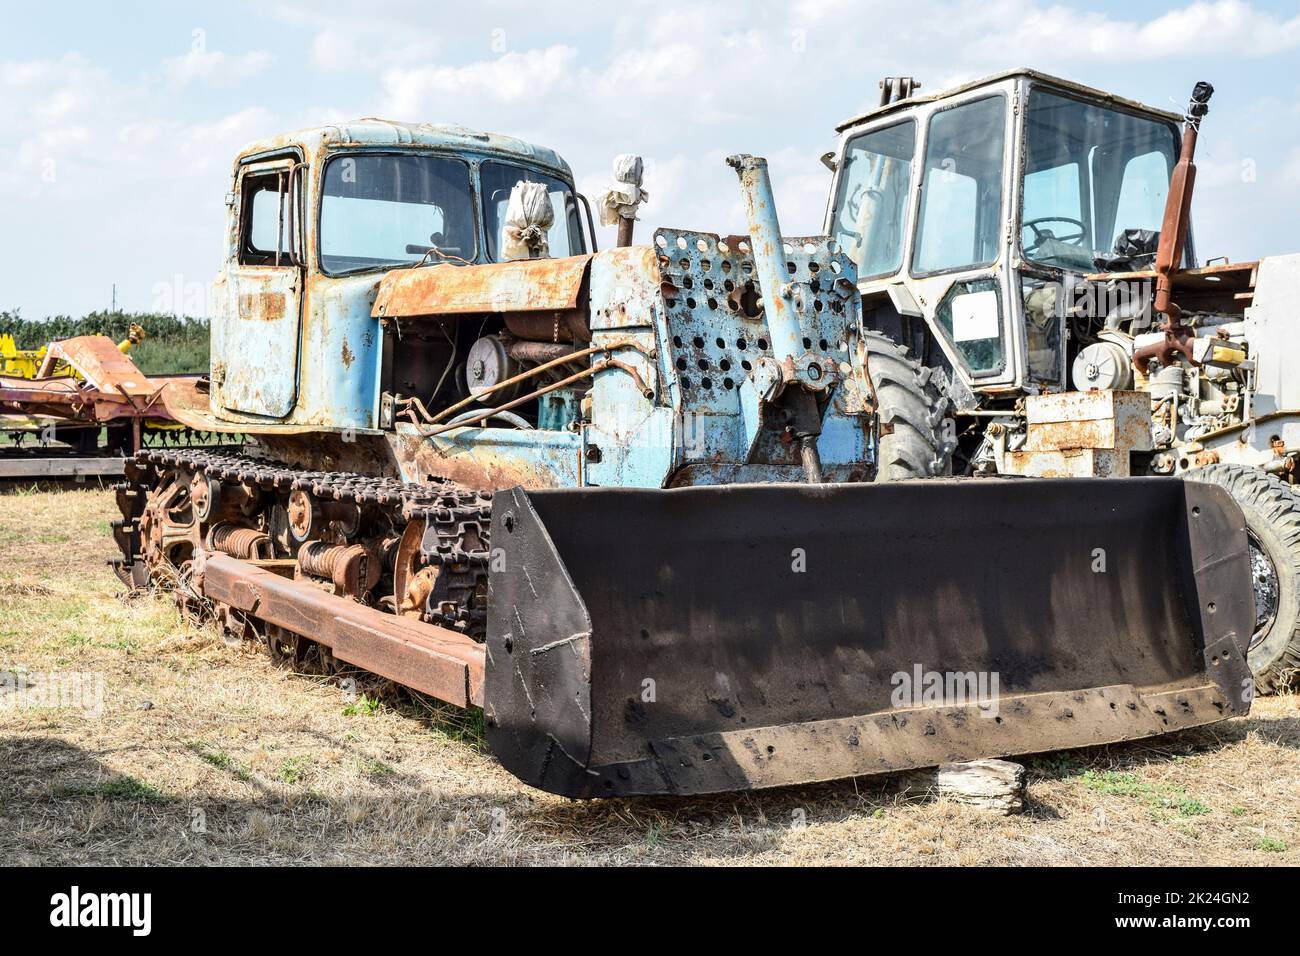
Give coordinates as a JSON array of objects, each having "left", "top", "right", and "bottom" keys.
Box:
[
  {"left": 114, "top": 447, "right": 493, "bottom": 636},
  {"left": 0, "top": 426, "right": 244, "bottom": 480}
]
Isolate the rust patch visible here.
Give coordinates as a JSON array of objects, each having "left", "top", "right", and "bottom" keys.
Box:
[
  {"left": 239, "top": 291, "right": 287, "bottom": 322},
  {"left": 341, "top": 339, "right": 355, "bottom": 368},
  {"left": 373, "top": 254, "right": 593, "bottom": 318}
]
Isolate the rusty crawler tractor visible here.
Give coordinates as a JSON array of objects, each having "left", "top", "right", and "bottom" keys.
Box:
[
  {"left": 114, "top": 120, "right": 1255, "bottom": 797},
  {"left": 824, "top": 70, "right": 1300, "bottom": 692}
]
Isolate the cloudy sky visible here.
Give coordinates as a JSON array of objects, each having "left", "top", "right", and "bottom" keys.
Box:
[{"left": 3, "top": 0, "right": 1299, "bottom": 318}]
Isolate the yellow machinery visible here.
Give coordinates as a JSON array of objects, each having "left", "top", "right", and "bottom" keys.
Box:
[{"left": 0, "top": 324, "right": 146, "bottom": 380}]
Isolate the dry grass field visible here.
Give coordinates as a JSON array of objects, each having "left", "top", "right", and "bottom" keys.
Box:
[{"left": 1, "top": 483, "right": 1297, "bottom": 866}]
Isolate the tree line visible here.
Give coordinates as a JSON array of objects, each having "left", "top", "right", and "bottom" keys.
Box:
[{"left": 0, "top": 310, "right": 210, "bottom": 375}]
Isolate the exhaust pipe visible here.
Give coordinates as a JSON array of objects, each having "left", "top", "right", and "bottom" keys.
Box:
[
  {"left": 1135, "top": 81, "right": 1213, "bottom": 373},
  {"left": 727, "top": 154, "right": 824, "bottom": 482},
  {"left": 1153, "top": 81, "right": 1213, "bottom": 320}
]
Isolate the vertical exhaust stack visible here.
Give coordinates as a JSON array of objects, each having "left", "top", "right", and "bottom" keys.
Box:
[
  {"left": 727, "top": 153, "right": 827, "bottom": 482},
  {"left": 1135, "top": 81, "right": 1213, "bottom": 372},
  {"left": 1154, "top": 81, "right": 1213, "bottom": 320}
]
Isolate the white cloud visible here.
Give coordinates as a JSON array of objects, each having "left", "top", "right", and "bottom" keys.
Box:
[
  {"left": 172, "top": 107, "right": 279, "bottom": 171},
  {"left": 1141, "top": 0, "right": 1300, "bottom": 57},
  {"left": 4, "top": 0, "right": 1300, "bottom": 318},
  {"left": 0, "top": 49, "right": 285, "bottom": 316},
  {"left": 0, "top": 54, "right": 106, "bottom": 126},
  {"left": 789, "top": 0, "right": 1300, "bottom": 65},
  {"left": 163, "top": 48, "right": 273, "bottom": 85},
  {"left": 967, "top": 0, "right": 1300, "bottom": 61},
  {"left": 310, "top": 26, "right": 438, "bottom": 73},
  {"left": 1284, "top": 147, "right": 1300, "bottom": 188},
  {"left": 311, "top": 28, "right": 360, "bottom": 71},
  {"left": 382, "top": 45, "right": 579, "bottom": 114}
]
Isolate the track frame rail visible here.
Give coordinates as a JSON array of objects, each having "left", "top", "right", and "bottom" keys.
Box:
[{"left": 199, "top": 552, "right": 485, "bottom": 708}]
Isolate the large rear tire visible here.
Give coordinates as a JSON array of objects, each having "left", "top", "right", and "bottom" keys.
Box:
[
  {"left": 1187, "top": 463, "right": 1300, "bottom": 693},
  {"left": 862, "top": 331, "right": 954, "bottom": 481}
]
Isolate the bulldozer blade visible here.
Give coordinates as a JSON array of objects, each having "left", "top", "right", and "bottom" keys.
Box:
[{"left": 485, "top": 478, "right": 1254, "bottom": 798}]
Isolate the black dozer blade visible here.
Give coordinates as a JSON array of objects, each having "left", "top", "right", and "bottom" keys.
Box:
[{"left": 485, "top": 478, "right": 1254, "bottom": 798}]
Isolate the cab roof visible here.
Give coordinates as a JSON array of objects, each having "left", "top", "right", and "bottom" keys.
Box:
[
  {"left": 234, "top": 118, "right": 574, "bottom": 179},
  {"left": 835, "top": 68, "right": 1184, "bottom": 133}
]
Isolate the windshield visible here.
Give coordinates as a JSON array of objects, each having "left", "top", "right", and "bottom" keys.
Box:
[
  {"left": 480, "top": 161, "right": 585, "bottom": 261},
  {"left": 831, "top": 120, "right": 915, "bottom": 279},
  {"left": 319, "top": 153, "right": 475, "bottom": 275},
  {"left": 1021, "top": 89, "right": 1181, "bottom": 271}
]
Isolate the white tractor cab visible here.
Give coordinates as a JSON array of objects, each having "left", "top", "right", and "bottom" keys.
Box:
[{"left": 823, "top": 69, "right": 1300, "bottom": 691}]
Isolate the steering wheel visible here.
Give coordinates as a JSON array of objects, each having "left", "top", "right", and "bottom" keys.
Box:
[{"left": 1023, "top": 216, "right": 1087, "bottom": 255}]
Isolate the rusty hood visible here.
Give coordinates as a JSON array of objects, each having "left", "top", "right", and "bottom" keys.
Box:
[{"left": 372, "top": 255, "right": 594, "bottom": 319}]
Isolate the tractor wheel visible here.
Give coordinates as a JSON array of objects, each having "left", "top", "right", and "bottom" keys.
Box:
[
  {"left": 1187, "top": 463, "right": 1300, "bottom": 693},
  {"left": 862, "top": 331, "right": 954, "bottom": 481}
]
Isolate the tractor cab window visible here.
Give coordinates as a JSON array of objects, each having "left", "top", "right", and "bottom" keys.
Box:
[
  {"left": 912, "top": 96, "right": 1006, "bottom": 276},
  {"left": 1021, "top": 89, "right": 1180, "bottom": 271},
  {"left": 319, "top": 153, "right": 475, "bottom": 275},
  {"left": 832, "top": 120, "right": 915, "bottom": 279},
  {"left": 240, "top": 168, "right": 302, "bottom": 266},
  {"left": 480, "top": 161, "right": 585, "bottom": 261}
]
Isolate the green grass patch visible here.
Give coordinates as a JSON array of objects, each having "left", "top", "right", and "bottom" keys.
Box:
[
  {"left": 356, "top": 757, "right": 393, "bottom": 778},
  {"left": 3, "top": 590, "right": 177, "bottom": 654},
  {"left": 422, "top": 702, "right": 485, "bottom": 747},
  {"left": 342, "top": 693, "right": 382, "bottom": 717},
  {"left": 1028, "top": 751, "right": 1078, "bottom": 777},
  {"left": 278, "top": 755, "right": 311, "bottom": 784},
  {"left": 1080, "top": 770, "right": 1146, "bottom": 797},
  {"left": 54, "top": 775, "right": 166, "bottom": 803},
  {"left": 442, "top": 707, "right": 485, "bottom": 743},
  {"left": 1173, "top": 797, "right": 1210, "bottom": 817},
  {"left": 188, "top": 742, "right": 252, "bottom": 782},
  {"left": 1080, "top": 770, "right": 1211, "bottom": 817}
]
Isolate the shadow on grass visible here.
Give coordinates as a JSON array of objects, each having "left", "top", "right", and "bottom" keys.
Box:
[{"left": 0, "top": 734, "right": 958, "bottom": 865}]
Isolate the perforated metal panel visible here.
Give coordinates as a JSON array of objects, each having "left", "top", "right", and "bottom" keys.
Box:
[{"left": 652, "top": 229, "right": 860, "bottom": 418}]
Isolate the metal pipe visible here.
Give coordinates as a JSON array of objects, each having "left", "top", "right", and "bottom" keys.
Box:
[
  {"left": 727, "top": 153, "right": 824, "bottom": 483},
  {"left": 409, "top": 339, "right": 644, "bottom": 427},
  {"left": 1133, "top": 82, "right": 1213, "bottom": 375},
  {"left": 727, "top": 154, "right": 803, "bottom": 368},
  {"left": 617, "top": 217, "right": 635, "bottom": 248},
  {"left": 798, "top": 439, "right": 824, "bottom": 483},
  {"left": 416, "top": 361, "right": 625, "bottom": 437},
  {"left": 1153, "top": 82, "right": 1213, "bottom": 321}
]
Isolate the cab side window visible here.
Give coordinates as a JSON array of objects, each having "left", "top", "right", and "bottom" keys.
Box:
[
  {"left": 912, "top": 96, "right": 1006, "bottom": 276},
  {"left": 240, "top": 169, "right": 300, "bottom": 266},
  {"left": 832, "top": 121, "right": 916, "bottom": 280}
]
